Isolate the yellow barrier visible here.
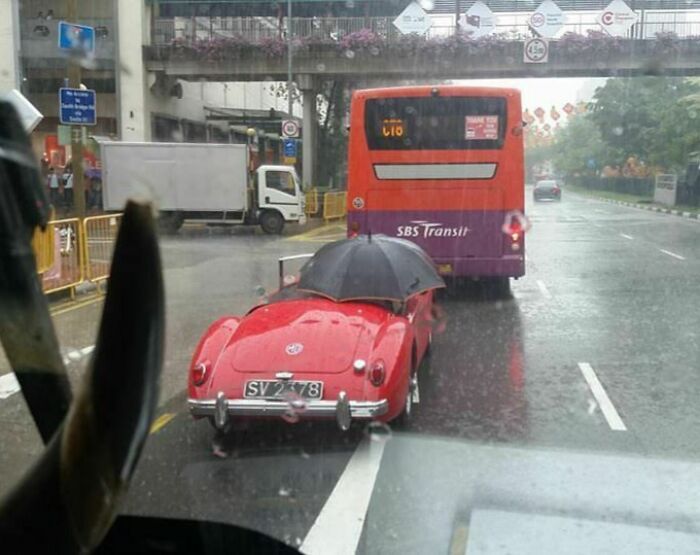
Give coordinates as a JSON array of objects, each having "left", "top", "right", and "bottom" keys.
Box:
[
  {"left": 41, "top": 218, "right": 84, "bottom": 296},
  {"left": 83, "top": 214, "right": 122, "bottom": 283},
  {"left": 305, "top": 189, "right": 319, "bottom": 216},
  {"left": 32, "top": 224, "right": 56, "bottom": 275},
  {"left": 323, "top": 191, "right": 347, "bottom": 222}
]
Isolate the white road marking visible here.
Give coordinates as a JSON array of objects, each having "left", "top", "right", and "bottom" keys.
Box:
[
  {"left": 301, "top": 435, "right": 387, "bottom": 555},
  {"left": 578, "top": 363, "right": 627, "bottom": 432},
  {"left": 0, "top": 373, "right": 20, "bottom": 400},
  {"left": 536, "top": 280, "right": 552, "bottom": 299},
  {"left": 659, "top": 249, "right": 686, "bottom": 260},
  {"left": 2, "top": 345, "right": 95, "bottom": 402},
  {"left": 619, "top": 233, "right": 634, "bottom": 240}
]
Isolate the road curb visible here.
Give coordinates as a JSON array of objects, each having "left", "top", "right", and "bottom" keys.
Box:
[{"left": 592, "top": 197, "right": 700, "bottom": 221}]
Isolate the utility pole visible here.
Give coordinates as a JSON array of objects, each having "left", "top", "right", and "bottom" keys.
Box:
[
  {"left": 287, "top": 0, "right": 294, "bottom": 118},
  {"left": 455, "top": 0, "right": 461, "bottom": 35},
  {"left": 66, "top": 0, "right": 86, "bottom": 217}
]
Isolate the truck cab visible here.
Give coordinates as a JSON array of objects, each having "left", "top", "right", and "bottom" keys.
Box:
[{"left": 254, "top": 165, "right": 306, "bottom": 234}]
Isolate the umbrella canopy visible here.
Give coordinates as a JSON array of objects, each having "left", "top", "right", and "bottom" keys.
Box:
[{"left": 298, "top": 234, "right": 445, "bottom": 302}]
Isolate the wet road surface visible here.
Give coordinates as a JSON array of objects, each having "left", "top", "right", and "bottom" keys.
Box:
[{"left": 1, "top": 189, "right": 699, "bottom": 552}]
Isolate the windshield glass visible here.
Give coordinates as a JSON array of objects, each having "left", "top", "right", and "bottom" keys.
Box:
[{"left": 2, "top": 1, "right": 700, "bottom": 553}]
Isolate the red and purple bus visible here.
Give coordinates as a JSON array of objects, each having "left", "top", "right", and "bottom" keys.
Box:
[{"left": 347, "top": 85, "right": 525, "bottom": 287}]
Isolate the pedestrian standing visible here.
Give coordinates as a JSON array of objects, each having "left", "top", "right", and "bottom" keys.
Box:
[
  {"left": 64, "top": 167, "right": 74, "bottom": 210},
  {"left": 46, "top": 167, "right": 60, "bottom": 207}
]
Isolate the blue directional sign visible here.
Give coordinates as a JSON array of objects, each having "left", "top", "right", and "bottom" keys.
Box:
[
  {"left": 58, "top": 21, "right": 95, "bottom": 55},
  {"left": 283, "top": 138, "right": 297, "bottom": 158},
  {"left": 59, "top": 88, "right": 96, "bottom": 125}
]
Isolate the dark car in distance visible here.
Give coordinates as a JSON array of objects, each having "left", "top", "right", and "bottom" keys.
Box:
[{"left": 533, "top": 180, "right": 562, "bottom": 202}]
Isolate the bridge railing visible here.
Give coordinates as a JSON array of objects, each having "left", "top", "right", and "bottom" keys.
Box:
[{"left": 153, "top": 10, "right": 700, "bottom": 46}]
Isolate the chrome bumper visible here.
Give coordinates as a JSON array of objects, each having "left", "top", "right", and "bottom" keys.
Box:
[{"left": 188, "top": 391, "right": 388, "bottom": 431}]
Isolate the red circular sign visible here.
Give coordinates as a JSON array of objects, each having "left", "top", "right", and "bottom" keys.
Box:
[
  {"left": 530, "top": 12, "right": 545, "bottom": 27},
  {"left": 601, "top": 11, "right": 614, "bottom": 25}
]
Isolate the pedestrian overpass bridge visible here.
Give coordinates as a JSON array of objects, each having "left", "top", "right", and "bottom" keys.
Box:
[{"left": 140, "top": 9, "right": 700, "bottom": 188}]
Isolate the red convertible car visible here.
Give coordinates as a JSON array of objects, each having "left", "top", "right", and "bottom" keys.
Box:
[{"left": 187, "top": 235, "right": 444, "bottom": 432}]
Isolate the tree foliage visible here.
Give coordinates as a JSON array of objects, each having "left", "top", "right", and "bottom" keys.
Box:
[{"left": 548, "top": 77, "right": 700, "bottom": 176}]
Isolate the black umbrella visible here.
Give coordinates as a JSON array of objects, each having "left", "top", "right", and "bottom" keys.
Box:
[{"left": 298, "top": 234, "right": 445, "bottom": 302}]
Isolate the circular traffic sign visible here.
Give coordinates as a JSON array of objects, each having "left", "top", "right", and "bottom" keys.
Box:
[
  {"left": 530, "top": 12, "right": 545, "bottom": 27},
  {"left": 282, "top": 119, "right": 299, "bottom": 138},
  {"left": 524, "top": 38, "right": 548, "bottom": 63},
  {"left": 601, "top": 11, "right": 614, "bottom": 25}
]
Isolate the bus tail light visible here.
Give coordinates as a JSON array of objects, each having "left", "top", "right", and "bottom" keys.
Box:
[{"left": 369, "top": 360, "right": 385, "bottom": 386}]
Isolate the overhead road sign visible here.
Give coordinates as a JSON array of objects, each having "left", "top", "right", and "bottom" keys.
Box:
[
  {"left": 529, "top": 0, "right": 565, "bottom": 38},
  {"left": 393, "top": 1, "right": 432, "bottom": 36},
  {"left": 459, "top": 1, "right": 497, "bottom": 39},
  {"left": 524, "top": 38, "right": 549, "bottom": 64},
  {"left": 596, "top": 0, "right": 638, "bottom": 37}
]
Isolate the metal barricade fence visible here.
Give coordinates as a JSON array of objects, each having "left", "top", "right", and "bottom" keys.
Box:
[
  {"left": 32, "top": 224, "right": 56, "bottom": 275},
  {"left": 41, "top": 218, "right": 84, "bottom": 296},
  {"left": 305, "top": 189, "right": 319, "bottom": 216},
  {"left": 83, "top": 214, "right": 122, "bottom": 283},
  {"left": 323, "top": 192, "right": 347, "bottom": 222}
]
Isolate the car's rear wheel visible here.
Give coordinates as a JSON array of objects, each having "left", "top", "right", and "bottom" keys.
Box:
[{"left": 394, "top": 354, "right": 418, "bottom": 429}]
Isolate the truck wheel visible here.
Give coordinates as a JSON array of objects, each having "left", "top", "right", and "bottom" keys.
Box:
[
  {"left": 260, "top": 211, "right": 284, "bottom": 235},
  {"left": 158, "top": 212, "right": 184, "bottom": 234}
]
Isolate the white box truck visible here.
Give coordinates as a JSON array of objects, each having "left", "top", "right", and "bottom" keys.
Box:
[{"left": 98, "top": 141, "right": 306, "bottom": 234}]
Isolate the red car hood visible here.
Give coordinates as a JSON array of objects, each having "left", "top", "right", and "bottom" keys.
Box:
[{"left": 220, "top": 298, "right": 388, "bottom": 375}]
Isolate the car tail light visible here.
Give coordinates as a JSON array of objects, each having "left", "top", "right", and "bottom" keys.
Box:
[
  {"left": 192, "top": 360, "right": 210, "bottom": 386},
  {"left": 369, "top": 360, "right": 385, "bottom": 386}
]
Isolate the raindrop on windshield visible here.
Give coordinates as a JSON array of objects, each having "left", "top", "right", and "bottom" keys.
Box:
[
  {"left": 369, "top": 46, "right": 380, "bottom": 56},
  {"left": 344, "top": 49, "right": 356, "bottom": 59},
  {"left": 278, "top": 486, "right": 292, "bottom": 497},
  {"left": 316, "top": 62, "right": 326, "bottom": 72},
  {"left": 612, "top": 126, "right": 624, "bottom": 136}
]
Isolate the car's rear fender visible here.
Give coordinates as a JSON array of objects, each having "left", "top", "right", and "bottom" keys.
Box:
[
  {"left": 188, "top": 316, "right": 240, "bottom": 398},
  {"left": 364, "top": 318, "right": 414, "bottom": 421}
]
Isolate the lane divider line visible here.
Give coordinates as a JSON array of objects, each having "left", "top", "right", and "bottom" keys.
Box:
[
  {"left": 659, "top": 249, "right": 686, "bottom": 261},
  {"left": 619, "top": 233, "right": 634, "bottom": 240},
  {"left": 149, "top": 412, "right": 177, "bottom": 434},
  {"left": 301, "top": 435, "right": 387, "bottom": 555},
  {"left": 536, "top": 280, "right": 552, "bottom": 299},
  {"left": 2, "top": 343, "right": 95, "bottom": 402},
  {"left": 578, "top": 362, "right": 627, "bottom": 432}
]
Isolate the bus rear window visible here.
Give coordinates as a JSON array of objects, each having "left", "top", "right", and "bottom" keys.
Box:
[{"left": 364, "top": 96, "right": 507, "bottom": 150}]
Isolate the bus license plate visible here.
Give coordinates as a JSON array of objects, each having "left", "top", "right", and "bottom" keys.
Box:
[{"left": 244, "top": 380, "right": 323, "bottom": 400}]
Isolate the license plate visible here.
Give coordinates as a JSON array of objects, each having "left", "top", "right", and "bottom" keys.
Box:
[
  {"left": 244, "top": 380, "right": 323, "bottom": 400},
  {"left": 438, "top": 263, "right": 453, "bottom": 275}
]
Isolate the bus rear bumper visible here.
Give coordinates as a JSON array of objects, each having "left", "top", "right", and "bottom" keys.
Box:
[{"left": 436, "top": 256, "right": 525, "bottom": 278}]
